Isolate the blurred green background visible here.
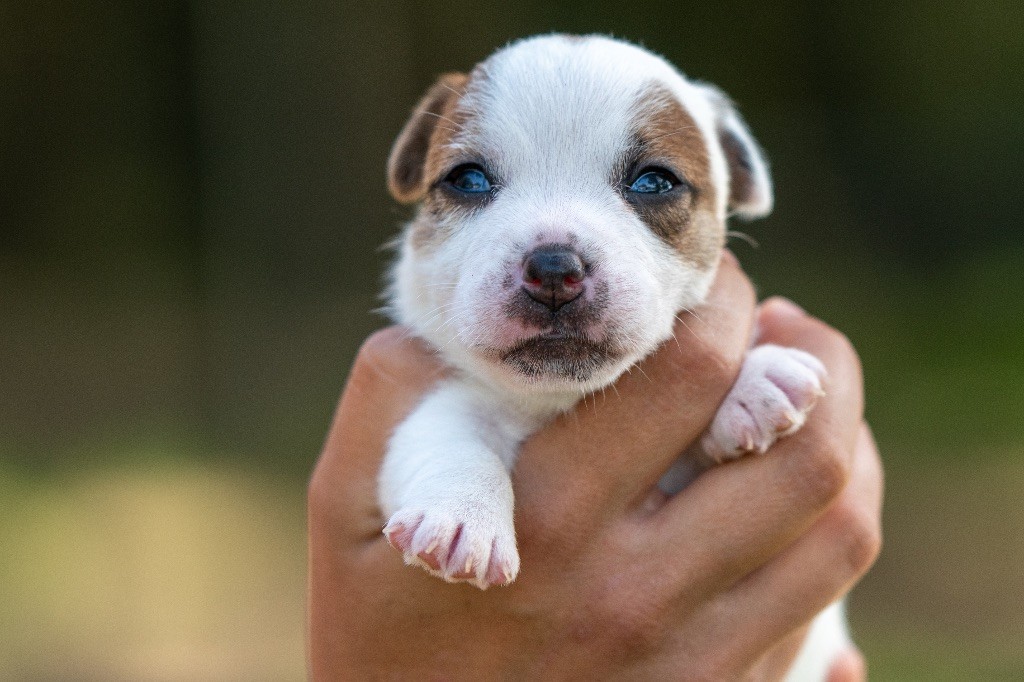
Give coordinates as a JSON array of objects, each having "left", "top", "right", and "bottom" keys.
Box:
[{"left": 2, "top": 1, "right": 1022, "bottom": 679}]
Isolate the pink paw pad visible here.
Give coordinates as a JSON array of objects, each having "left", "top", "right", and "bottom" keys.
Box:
[{"left": 702, "top": 344, "right": 827, "bottom": 462}]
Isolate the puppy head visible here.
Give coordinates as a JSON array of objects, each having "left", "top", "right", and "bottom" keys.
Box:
[{"left": 387, "top": 35, "right": 772, "bottom": 394}]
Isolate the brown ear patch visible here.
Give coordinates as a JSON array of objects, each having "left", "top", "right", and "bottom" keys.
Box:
[
  {"left": 387, "top": 72, "right": 469, "bottom": 204},
  {"left": 625, "top": 85, "right": 723, "bottom": 269},
  {"left": 699, "top": 84, "right": 773, "bottom": 218},
  {"left": 719, "top": 127, "right": 755, "bottom": 209}
]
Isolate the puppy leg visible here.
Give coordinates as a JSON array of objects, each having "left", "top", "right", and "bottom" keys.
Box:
[
  {"left": 701, "top": 344, "right": 827, "bottom": 462},
  {"left": 379, "top": 380, "right": 527, "bottom": 589}
]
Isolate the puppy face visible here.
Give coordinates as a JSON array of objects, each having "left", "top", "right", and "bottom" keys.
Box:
[{"left": 387, "top": 35, "right": 772, "bottom": 394}]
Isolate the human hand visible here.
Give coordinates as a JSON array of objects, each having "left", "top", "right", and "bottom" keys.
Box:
[{"left": 307, "top": 255, "right": 881, "bottom": 680}]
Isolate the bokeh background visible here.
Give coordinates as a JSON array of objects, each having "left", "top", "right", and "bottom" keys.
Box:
[{"left": 3, "top": 1, "right": 1022, "bottom": 679}]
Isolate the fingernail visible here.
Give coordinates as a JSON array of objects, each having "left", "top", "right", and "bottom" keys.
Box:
[
  {"left": 763, "top": 296, "right": 805, "bottom": 317},
  {"left": 720, "top": 249, "right": 739, "bottom": 266}
]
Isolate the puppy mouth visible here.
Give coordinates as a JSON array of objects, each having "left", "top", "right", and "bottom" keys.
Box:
[{"left": 499, "top": 332, "right": 619, "bottom": 383}]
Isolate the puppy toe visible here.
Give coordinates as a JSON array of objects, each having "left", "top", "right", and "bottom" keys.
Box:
[
  {"left": 384, "top": 504, "right": 518, "bottom": 589},
  {"left": 383, "top": 510, "right": 424, "bottom": 554},
  {"left": 703, "top": 344, "right": 827, "bottom": 460},
  {"left": 702, "top": 397, "right": 760, "bottom": 462},
  {"left": 764, "top": 355, "right": 826, "bottom": 415},
  {"left": 442, "top": 518, "right": 518, "bottom": 588}
]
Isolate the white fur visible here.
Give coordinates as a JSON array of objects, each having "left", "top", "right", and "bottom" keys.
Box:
[
  {"left": 378, "top": 34, "right": 848, "bottom": 679},
  {"left": 786, "top": 603, "right": 852, "bottom": 682},
  {"left": 380, "top": 380, "right": 536, "bottom": 588}
]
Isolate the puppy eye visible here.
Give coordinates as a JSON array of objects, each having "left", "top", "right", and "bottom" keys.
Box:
[
  {"left": 445, "top": 165, "right": 492, "bottom": 193},
  {"left": 628, "top": 169, "right": 678, "bottom": 194}
]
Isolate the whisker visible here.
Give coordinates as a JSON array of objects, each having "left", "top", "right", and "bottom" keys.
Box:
[
  {"left": 669, "top": 318, "right": 686, "bottom": 351},
  {"left": 416, "top": 302, "right": 464, "bottom": 331},
  {"left": 418, "top": 282, "right": 459, "bottom": 290},
  {"left": 437, "top": 81, "right": 467, "bottom": 98},
  {"left": 418, "top": 109, "right": 465, "bottom": 131},
  {"left": 674, "top": 313, "right": 700, "bottom": 341},
  {"left": 692, "top": 311, "right": 708, "bottom": 327},
  {"left": 632, "top": 365, "right": 653, "bottom": 384},
  {"left": 679, "top": 306, "right": 708, "bottom": 326},
  {"left": 726, "top": 230, "right": 760, "bottom": 249},
  {"left": 417, "top": 300, "right": 460, "bottom": 319},
  {"left": 417, "top": 310, "right": 452, "bottom": 329},
  {"left": 435, "top": 310, "right": 472, "bottom": 335}
]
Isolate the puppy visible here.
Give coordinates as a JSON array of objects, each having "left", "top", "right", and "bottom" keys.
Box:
[{"left": 378, "top": 35, "right": 847, "bottom": 680}]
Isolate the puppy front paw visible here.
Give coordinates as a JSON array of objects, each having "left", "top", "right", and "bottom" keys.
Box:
[
  {"left": 383, "top": 503, "right": 519, "bottom": 589},
  {"left": 702, "top": 344, "right": 827, "bottom": 462}
]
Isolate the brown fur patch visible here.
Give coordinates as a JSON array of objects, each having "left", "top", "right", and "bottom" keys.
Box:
[
  {"left": 719, "top": 127, "right": 756, "bottom": 210},
  {"left": 387, "top": 71, "right": 484, "bottom": 250},
  {"left": 625, "top": 85, "right": 723, "bottom": 269},
  {"left": 387, "top": 72, "right": 470, "bottom": 205}
]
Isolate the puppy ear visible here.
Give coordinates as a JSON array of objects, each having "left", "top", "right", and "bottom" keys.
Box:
[
  {"left": 387, "top": 72, "right": 468, "bottom": 204},
  {"left": 700, "top": 85, "right": 774, "bottom": 219}
]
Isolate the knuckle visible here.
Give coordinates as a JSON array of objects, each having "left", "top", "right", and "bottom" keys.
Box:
[
  {"left": 789, "top": 434, "right": 850, "bottom": 506},
  {"left": 830, "top": 327, "right": 858, "bottom": 364},
  {"left": 354, "top": 326, "right": 406, "bottom": 371},
  {"left": 821, "top": 325, "right": 862, "bottom": 381},
  {"left": 349, "top": 325, "right": 440, "bottom": 398},
  {"left": 831, "top": 501, "right": 883, "bottom": 576}
]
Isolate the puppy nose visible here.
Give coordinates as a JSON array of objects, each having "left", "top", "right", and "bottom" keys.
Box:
[{"left": 522, "top": 246, "right": 586, "bottom": 311}]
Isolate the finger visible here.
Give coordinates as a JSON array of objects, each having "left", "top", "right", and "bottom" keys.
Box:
[
  {"left": 308, "top": 327, "right": 446, "bottom": 541},
  {"left": 514, "top": 252, "right": 756, "bottom": 536},
  {"left": 712, "top": 422, "right": 882, "bottom": 665},
  {"left": 650, "top": 299, "right": 865, "bottom": 591}
]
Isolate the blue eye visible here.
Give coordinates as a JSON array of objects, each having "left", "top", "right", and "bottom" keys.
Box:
[
  {"left": 446, "top": 165, "right": 492, "bottom": 193},
  {"left": 629, "top": 170, "right": 676, "bottom": 194}
]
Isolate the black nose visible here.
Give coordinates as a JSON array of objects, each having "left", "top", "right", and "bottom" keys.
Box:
[{"left": 522, "top": 246, "right": 586, "bottom": 311}]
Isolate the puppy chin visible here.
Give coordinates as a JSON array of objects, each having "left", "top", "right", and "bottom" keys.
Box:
[
  {"left": 500, "top": 334, "right": 619, "bottom": 384},
  {"left": 461, "top": 331, "right": 634, "bottom": 395}
]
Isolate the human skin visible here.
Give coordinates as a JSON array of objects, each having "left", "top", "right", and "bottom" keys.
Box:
[{"left": 307, "top": 256, "right": 882, "bottom": 680}]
